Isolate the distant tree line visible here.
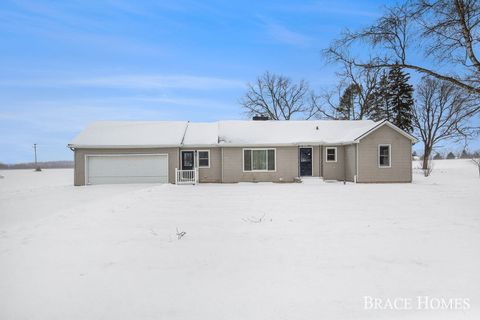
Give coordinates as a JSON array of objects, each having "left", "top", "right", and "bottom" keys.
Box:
[
  {"left": 0, "top": 161, "right": 73, "bottom": 170},
  {"left": 415, "top": 149, "right": 480, "bottom": 160}
]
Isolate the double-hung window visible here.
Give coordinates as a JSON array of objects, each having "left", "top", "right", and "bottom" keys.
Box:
[
  {"left": 243, "top": 149, "right": 275, "bottom": 171},
  {"left": 378, "top": 145, "right": 391, "bottom": 168},
  {"left": 198, "top": 150, "right": 210, "bottom": 168},
  {"left": 325, "top": 147, "right": 337, "bottom": 162}
]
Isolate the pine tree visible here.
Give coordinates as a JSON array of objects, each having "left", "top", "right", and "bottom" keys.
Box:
[
  {"left": 369, "top": 71, "right": 392, "bottom": 122},
  {"left": 446, "top": 152, "right": 456, "bottom": 159},
  {"left": 460, "top": 149, "right": 470, "bottom": 159},
  {"left": 433, "top": 153, "right": 443, "bottom": 160},
  {"left": 386, "top": 65, "right": 414, "bottom": 132},
  {"left": 336, "top": 84, "right": 360, "bottom": 119}
]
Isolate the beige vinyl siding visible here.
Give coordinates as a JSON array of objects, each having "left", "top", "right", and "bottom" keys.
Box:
[
  {"left": 311, "top": 145, "right": 320, "bottom": 177},
  {"left": 179, "top": 147, "right": 222, "bottom": 183},
  {"left": 345, "top": 144, "right": 356, "bottom": 182},
  {"left": 322, "top": 145, "right": 345, "bottom": 181},
  {"left": 222, "top": 146, "right": 298, "bottom": 183},
  {"left": 357, "top": 125, "right": 412, "bottom": 183},
  {"left": 74, "top": 148, "right": 179, "bottom": 186}
]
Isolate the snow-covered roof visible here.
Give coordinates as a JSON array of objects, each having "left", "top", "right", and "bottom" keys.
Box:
[
  {"left": 182, "top": 122, "right": 218, "bottom": 146},
  {"left": 68, "top": 119, "right": 414, "bottom": 148},
  {"left": 217, "top": 120, "right": 377, "bottom": 146},
  {"left": 68, "top": 121, "right": 188, "bottom": 148}
]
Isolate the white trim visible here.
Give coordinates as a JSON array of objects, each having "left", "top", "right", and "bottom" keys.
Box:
[
  {"left": 325, "top": 147, "right": 337, "bottom": 163},
  {"left": 378, "top": 144, "right": 392, "bottom": 168},
  {"left": 355, "top": 120, "right": 418, "bottom": 143},
  {"left": 242, "top": 148, "right": 277, "bottom": 172},
  {"left": 84, "top": 153, "right": 169, "bottom": 185},
  {"left": 299, "top": 147, "right": 313, "bottom": 177},
  {"left": 197, "top": 149, "right": 210, "bottom": 168}
]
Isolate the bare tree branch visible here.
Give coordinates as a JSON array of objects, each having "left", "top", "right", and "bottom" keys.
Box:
[
  {"left": 324, "top": 0, "right": 480, "bottom": 95},
  {"left": 240, "top": 72, "right": 318, "bottom": 120},
  {"left": 413, "top": 76, "right": 480, "bottom": 169}
]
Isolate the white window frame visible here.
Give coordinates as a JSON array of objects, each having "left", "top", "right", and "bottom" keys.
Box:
[
  {"left": 325, "top": 147, "right": 337, "bottom": 163},
  {"left": 378, "top": 144, "right": 392, "bottom": 168},
  {"left": 242, "top": 148, "right": 276, "bottom": 172},
  {"left": 197, "top": 150, "right": 210, "bottom": 168}
]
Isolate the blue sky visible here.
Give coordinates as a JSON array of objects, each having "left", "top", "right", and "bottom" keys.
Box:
[{"left": 0, "top": 0, "right": 476, "bottom": 163}]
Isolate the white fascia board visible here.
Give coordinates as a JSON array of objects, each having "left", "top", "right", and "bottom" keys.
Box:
[{"left": 67, "top": 144, "right": 181, "bottom": 149}]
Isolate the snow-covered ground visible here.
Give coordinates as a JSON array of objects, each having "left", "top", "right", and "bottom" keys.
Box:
[{"left": 0, "top": 160, "right": 479, "bottom": 320}]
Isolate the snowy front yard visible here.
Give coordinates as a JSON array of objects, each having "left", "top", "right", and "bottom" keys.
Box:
[{"left": 1, "top": 160, "right": 479, "bottom": 319}]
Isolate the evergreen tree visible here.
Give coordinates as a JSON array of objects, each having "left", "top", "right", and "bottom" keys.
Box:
[
  {"left": 433, "top": 153, "right": 443, "bottom": 160},
  {"left": 336, "top": 84, "right": 361, "bottom": 119},
  {"left": 369, "top": 71, "right": 392, "bottom": 122},
  {"left": 446, "top": 152, "right": 456, "bottom": 159},
  {"left": 386, "top": 65, "right": 414, "bottom": 132},
  {"left": 460, "top": 149, "right": 470, "bottom": 159},
  {"left": 369, "top": 66, "right": 414, "bottom": 131}
]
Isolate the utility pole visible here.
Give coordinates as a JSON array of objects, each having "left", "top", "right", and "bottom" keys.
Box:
[
  {"left": 33, "top": 143, "right": 38, "bottom": 165},
  {"left": 33, "top": 143, "right": 41, "bottom": 172}
]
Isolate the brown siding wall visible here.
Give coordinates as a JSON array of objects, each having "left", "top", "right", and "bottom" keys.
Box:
[
  {"left": 312, "top": 145, "right": 320, "bottom": 177},
  {"left": 345, "top": 144, "right": 356, "bottom": 182},
  {"left": 74, "top": 148, "right": 179, "bottom": 186},
  {"left": 322, "top": 145, "right": 345, "bottom": 180},
  {"left": 179, "top": 148, "right": 222, "bottom": 183},
  {"left": 357, "top": 125, "right": 412, "bottom": 183},
  {"left": 222, "top": 146, "right": 299, "bottom": 183}
]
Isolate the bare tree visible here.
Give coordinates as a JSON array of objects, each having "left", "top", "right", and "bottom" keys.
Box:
[
  {"left": 472, "top": 157, "right": 480, "bottom": 177},
  {"left": 324, "top": 0, "right": 480, "bottom": 95},
  {"left": 240, "top": 72, "right": 317, "bottom": 120},
  {"left": 413, "top": 77, "right": 480, "bottom": 170},
  {"left": 315, "top": 61, "right": 381, "bottom": 119}
]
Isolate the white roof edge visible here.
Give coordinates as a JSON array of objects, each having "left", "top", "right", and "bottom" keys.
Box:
[
  {"left": 67, "top": 144, "right": 181, "bottom": 149},
  {"left": 181, "top": 144, "right": 222, "bottom": 148},
  {"left": 355, "top": 120, "right": 418, "bottom": 143},
  {"left": 68, "top": 142, "right": 360, "bottom": 149},
  {"left": 218, "top": 141, "right": 358, "bottom": 147}
]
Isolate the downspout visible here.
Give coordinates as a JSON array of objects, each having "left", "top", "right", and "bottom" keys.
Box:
[{"left": 343, "top": 145, "right": 346, "bottom": 185}]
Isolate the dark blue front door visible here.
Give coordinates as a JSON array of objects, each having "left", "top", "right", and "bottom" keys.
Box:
[
  {"left": 182, "top": 151, "right": 194, "bottom": 170},
  {"left": 299, "top": 148, "right": 312, "bottom": 176}
]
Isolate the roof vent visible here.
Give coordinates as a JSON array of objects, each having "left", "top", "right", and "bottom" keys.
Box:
[{"left": 252, "top": 115, "right": 269, "bottom": 121}]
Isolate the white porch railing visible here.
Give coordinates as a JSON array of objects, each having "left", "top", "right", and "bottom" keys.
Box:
[{"left": 175, "top": 168, "right": 198, "bottom": 185}]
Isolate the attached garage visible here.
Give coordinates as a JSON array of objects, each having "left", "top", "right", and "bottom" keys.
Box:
[{"left": 85, "top": 154, "right": 168, "bottom": 185}]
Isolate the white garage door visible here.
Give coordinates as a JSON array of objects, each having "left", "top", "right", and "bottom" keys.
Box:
[{"left": 86, "top": 154, "right": 168, "bottom": 185}]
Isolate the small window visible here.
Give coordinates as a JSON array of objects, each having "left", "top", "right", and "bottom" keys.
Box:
[
  {"left": 326, "top": 147, "right": 337, "bottom": 162},
  {"left": 243, "top": 149, "right": 275, "bottom": 171},
  {"left": 198, "top": 150, "right": 210, "bottom": 168},
  {"left": 378, "top": 145, "right": 391, "bottom": 168}
]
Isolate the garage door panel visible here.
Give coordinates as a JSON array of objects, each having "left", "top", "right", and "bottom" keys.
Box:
[
  {"left": 88, "top": 175, "right": 167, "bottom": 184},
  {"left": 87, "top": 154, "right": 168, "bottom": 184}
]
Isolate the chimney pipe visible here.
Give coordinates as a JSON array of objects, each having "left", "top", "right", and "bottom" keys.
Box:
[{"left": 252, "top": 115, "right": 269, "bottom": 121}]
